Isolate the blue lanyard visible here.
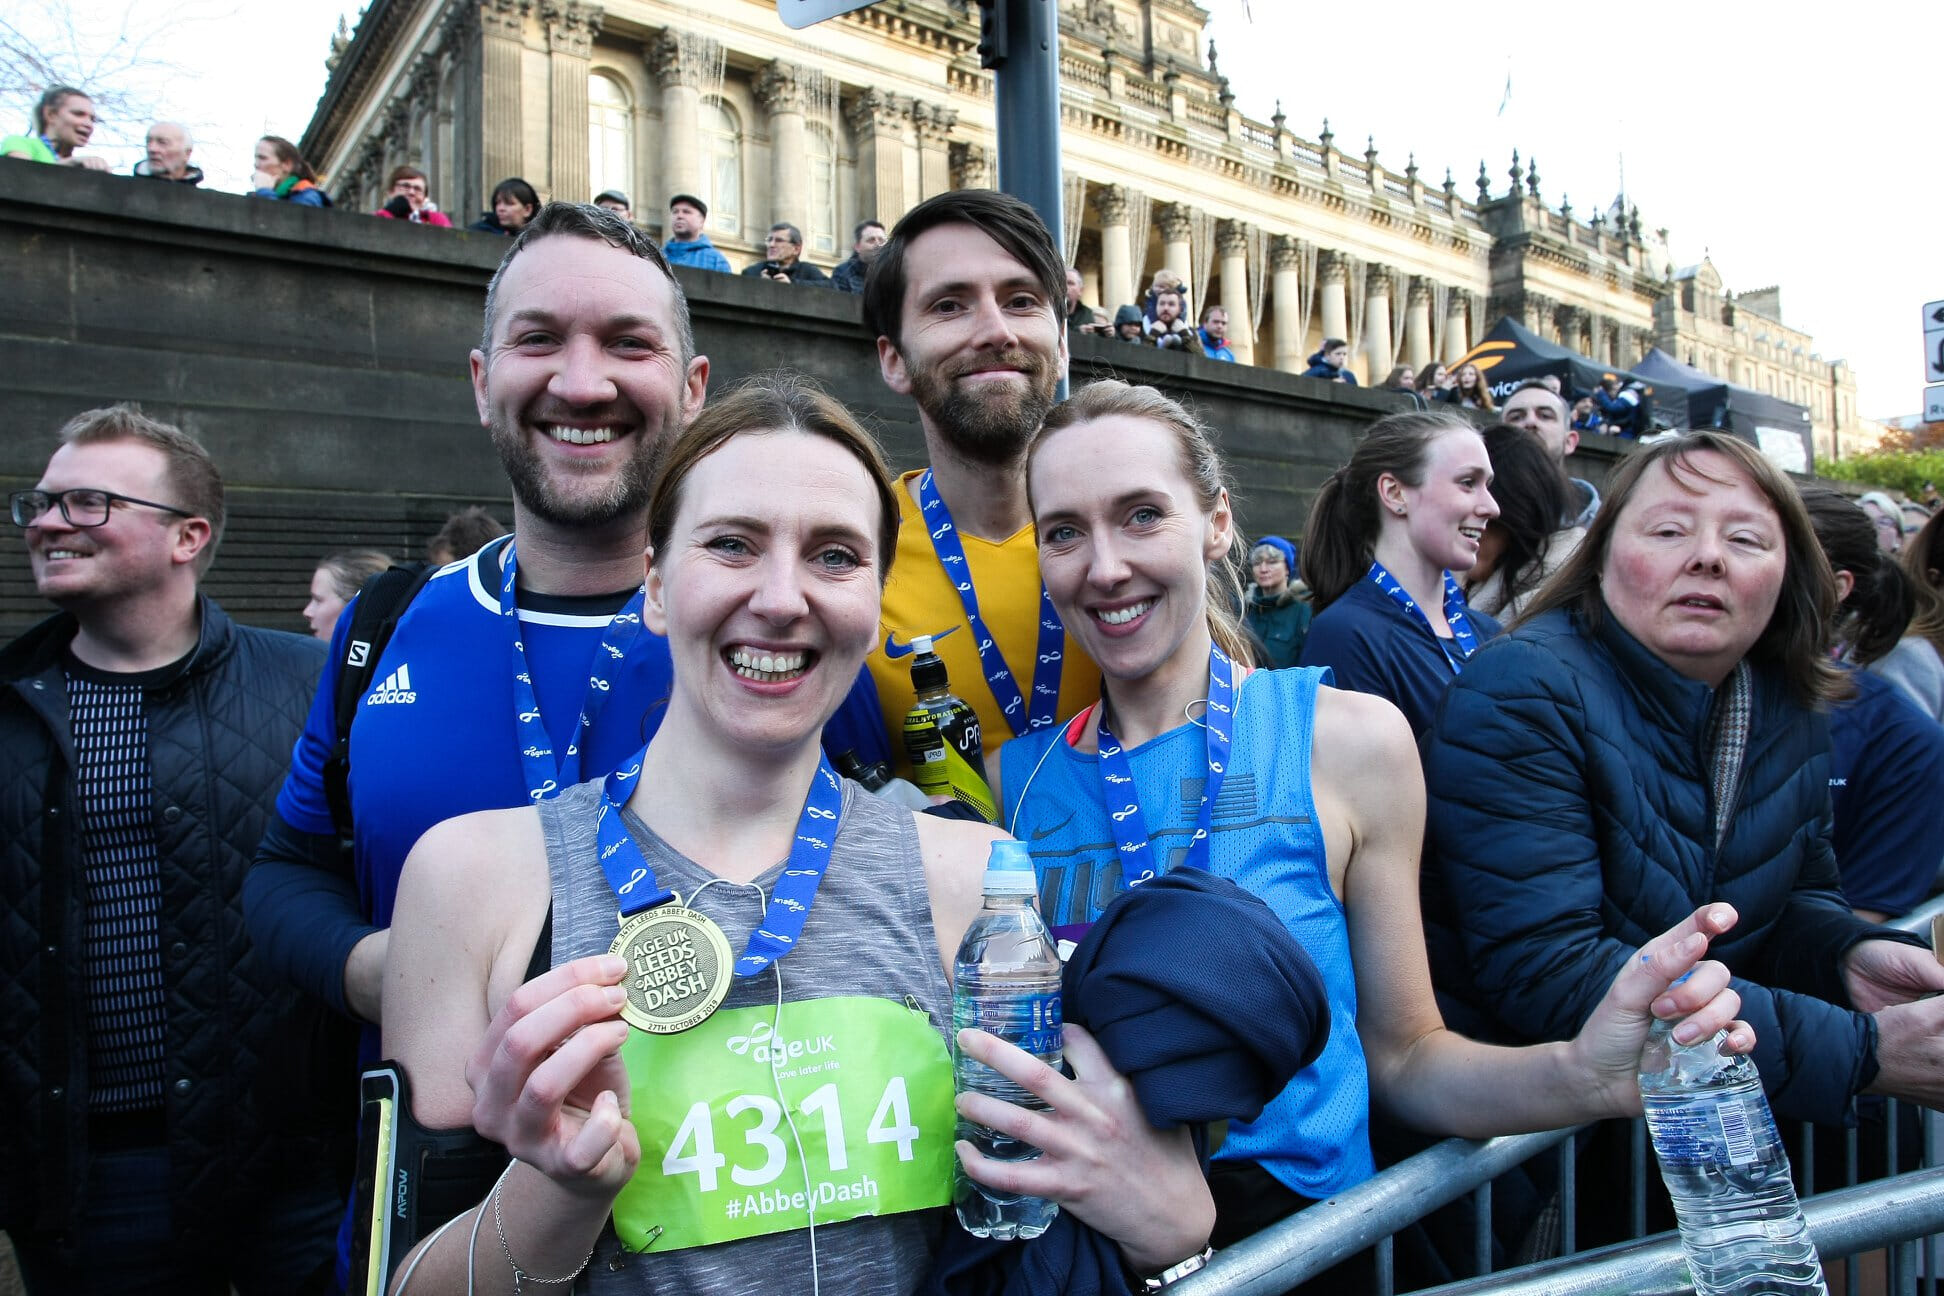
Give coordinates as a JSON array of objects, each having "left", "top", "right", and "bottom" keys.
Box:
[
  {"left": 500, "top": 540, "right": 647, "bottom": 800},
  {"left": 1366, "top": 560, "right": 1479, "bottom": 674},
  {"left": 1094, "top": 645, "right": 1236, "bottom": 888},
  {"left": 913, "top": 470, "right": 1065, "bottom": 737},
  {"left": 596, "top": 750, "right": 845, "bottom": 977}
]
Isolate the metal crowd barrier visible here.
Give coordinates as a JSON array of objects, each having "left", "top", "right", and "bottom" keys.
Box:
[{"left": 1171, "top": 895, "right": 1944, "bottom": 1295}]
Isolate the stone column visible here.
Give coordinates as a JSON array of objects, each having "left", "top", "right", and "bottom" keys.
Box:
[
  {"left": 649, "top": 29, "right": 702, "bottom": 205},
  {"left": 910, "top": 101, "right": 956, "bottom": 201},
  {"left": 844, "top": 89, "right": 911, "bottom": 227},
  {"left": 480, "top": 0, "right": 530, "bottom": 191},
  {"left": 1363, "top": 267, "right": 1393, "bottom": 383},
  {"left": 1157, "top": 203, "right": 1193, "bottom": 286},
  {"left": 1319, "top": 251, "right": 1348, "bottom": 347},
  {"left": 1094, "top": 185, "right": 1134, "bottom": 317},
  {"left": 1404, "top": 277, "right": 1432, "bottom": 370},
  {"left": 1216, "top": 220, "right": 1254, "bottom": 365},
  {"left": 1269, "top": 235, "right": 1305, "bottom": 374},
  {"left": 1444, "top": 294, "right": 1470, "bottom": 360},
  {"left": 543, "top": 1, "right": 601, "bottom": 204},
  {"left": 755, "top": 60, "right": 808, "bottom": 228}
]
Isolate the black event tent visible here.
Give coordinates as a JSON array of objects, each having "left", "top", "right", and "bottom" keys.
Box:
[
  {"left": 1632, "top": 348, "right": 1814, "bottom": 472},
  {"left": 1457, "top": 318, "right": 1683, "bottom": 428}
]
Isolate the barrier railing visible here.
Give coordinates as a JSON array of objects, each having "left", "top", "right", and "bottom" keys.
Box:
[{"left": 1169, "top": 898, "right": 1944, "bottom": 1294}]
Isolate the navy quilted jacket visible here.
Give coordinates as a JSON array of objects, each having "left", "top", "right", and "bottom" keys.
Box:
[
  {"left": 0, "top": 599, "right": 328, "bottom": 1258},
  {"left": 1420, "top": 605, "right": 1915, "bottom": 1126}
]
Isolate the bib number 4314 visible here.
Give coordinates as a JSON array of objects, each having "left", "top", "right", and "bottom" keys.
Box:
[{"left": 662, "top": 1075, "right": 922, "bottom": 1191}]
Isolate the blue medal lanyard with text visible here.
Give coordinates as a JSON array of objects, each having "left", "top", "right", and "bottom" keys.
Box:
[
  {"left": 913, "top": 469, "right": 1065, "bottom": 737},
  {"left": 595, "top": 749, "right": 845, "bottom": 976},
  {"left": 1094, "top": 644, "right": 1236, "bottom": 889},
  {"left": 1365, "top": 559, "right": 1479, "bottom": 674},
  {"left": 501, "top": 540, "right": 647, "bottom": 800}
]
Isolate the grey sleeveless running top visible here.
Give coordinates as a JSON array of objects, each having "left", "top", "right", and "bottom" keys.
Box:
[{"left": 537, "top": 776, "right": 952, "bottom": 1296}]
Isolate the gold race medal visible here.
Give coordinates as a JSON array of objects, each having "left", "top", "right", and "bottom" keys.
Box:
[{"left": 609, "top": 904, "right": 733, "bottom": 1034}]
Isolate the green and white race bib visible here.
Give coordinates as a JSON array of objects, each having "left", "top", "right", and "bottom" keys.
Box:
[{"left": 615, "top": 995, "right": 954, "bottom": 1252}]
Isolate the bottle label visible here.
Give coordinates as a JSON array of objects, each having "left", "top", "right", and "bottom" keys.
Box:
[
  {"left": 614, "top": 995, "right": 954, "bottom": 1251},
  {"left": 1646, "top": 1091, "right": 1774, "bottom": 1168},
  {"left": 958, "top": 990, "right": 1063, "bottom": 1058}
]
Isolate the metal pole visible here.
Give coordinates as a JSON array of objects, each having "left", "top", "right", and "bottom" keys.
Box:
[{"left": 984, "top": 0, "right": 1067, "bottom": 399}]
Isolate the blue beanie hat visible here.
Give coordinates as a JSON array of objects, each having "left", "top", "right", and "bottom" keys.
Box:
[{"left": 1252, "top": 534, "right": 1297, "bottom": 574}]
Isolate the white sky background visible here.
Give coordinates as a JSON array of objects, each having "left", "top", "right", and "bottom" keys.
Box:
[{"left": 9, "top": 0, "right": 1938, "bottom": 420}]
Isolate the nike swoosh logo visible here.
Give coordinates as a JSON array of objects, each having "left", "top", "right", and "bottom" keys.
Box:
[
  {"left": 883, "top": 625, "right": 959, "bottom": 658},
  {"left": 1030, "top": 815, "right": 1074, "bottom": 841}
]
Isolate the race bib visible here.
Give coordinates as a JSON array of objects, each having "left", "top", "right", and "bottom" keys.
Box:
[{"left": 615, "top": 995, "right": 954, "bottom": 1251}]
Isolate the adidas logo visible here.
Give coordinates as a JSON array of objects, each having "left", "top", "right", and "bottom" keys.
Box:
[{"left": 365, "top": 663, "right": 418, "bottom": 705}]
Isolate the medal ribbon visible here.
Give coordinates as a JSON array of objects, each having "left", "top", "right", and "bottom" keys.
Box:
[
  {"left": 1365, "top": 559, "right": 1479, "bottom": 674},
  {"left": 1094, "top": 644, "right": 1236, "bottom": 890},
  {"left": 596, "top": 751, "right": 845, "bottom": 978},
  {"left": 501, "top": 540, "right": 647, "bottom": 801},
  {"left": 913, "top": 469, "right": 1065, "bottom": 737}
]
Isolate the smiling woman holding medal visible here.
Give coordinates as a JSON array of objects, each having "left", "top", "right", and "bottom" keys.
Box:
[
  {"left": 998, "top": 380, "right": 1757, "bottom": 1258},
  {"left": 378, "top": 376, "right": 1215, "bottom": 1295}
]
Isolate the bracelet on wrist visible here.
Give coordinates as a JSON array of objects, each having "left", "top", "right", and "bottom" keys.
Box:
[{"left": 491, "top": 1162, "right": 597, "bottom": 1291}]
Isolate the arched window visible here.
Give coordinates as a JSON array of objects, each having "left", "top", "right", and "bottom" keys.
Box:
[
  {"left": 700, "top": 98, "right": 742, "bottom": 239},
  {"left": 806, "top": 124, "right": 838, "bottom": 257},
  {"left": 588, "top": 72, "right": 633, "bottom": 203}
]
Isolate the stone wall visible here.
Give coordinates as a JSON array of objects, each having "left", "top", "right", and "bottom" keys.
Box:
[{"left": 0, "top": 163, "right": 1629, "bottom": 639}]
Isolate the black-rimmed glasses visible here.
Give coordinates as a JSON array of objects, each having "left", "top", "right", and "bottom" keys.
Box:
[{"left": 9, "top": 488, "right": 196, "bottom": 528}]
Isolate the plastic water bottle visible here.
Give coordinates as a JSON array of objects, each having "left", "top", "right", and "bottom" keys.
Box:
[
  {"left": 1639, "top": 1016, "right": 1828, "bottom": 1296},
  {"left": 952, "top": 839, "right": 1062, "bottom": 1239}
]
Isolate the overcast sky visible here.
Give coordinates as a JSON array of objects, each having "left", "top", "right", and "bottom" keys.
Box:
[{"left": 13, "top": 0, "right": 1938, "bottom": 421}]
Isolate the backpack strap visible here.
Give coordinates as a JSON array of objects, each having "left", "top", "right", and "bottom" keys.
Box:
[{"left": 323, "top": 561, "right": 436, "bottom": 841}]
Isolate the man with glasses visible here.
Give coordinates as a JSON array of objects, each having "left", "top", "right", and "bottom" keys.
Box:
[
  {"left": 740, "top": 220, "right": 830, "bottom": 285},
  {"left": 0, "top": 405, "right": 340, "bottom": 1290}
]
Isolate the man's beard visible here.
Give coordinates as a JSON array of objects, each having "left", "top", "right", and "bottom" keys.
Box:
[
  {"left": 490, "top": 409, "right": 667, "bottom": 529},
  {"left": 906, "top": 348, "right": 1059, "bottom": 467}
]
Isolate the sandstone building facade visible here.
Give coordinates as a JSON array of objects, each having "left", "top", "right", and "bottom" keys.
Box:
[{"left": 301, "top": 0, "right": 1865, "bottom": 459}]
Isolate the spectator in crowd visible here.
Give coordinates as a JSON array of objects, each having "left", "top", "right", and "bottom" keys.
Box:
[
  {"left": 1379, "top": 365, "right": 1416, "bottom": 393},
  {"left": 132, "top": 121, "right": 202, "bottom": 185},
  {"left": 1421, "top": 432, "right": 1944, "bottom": 1138},
  {"left": 825, "top": 187, "right": 1101, "bottom": 778},
  {"left": 1197, "top": 305, "right": 1236, "bottom": 361},
  {"left": 1464, "top": 423, "right": 1579, "bottom": 622},
  {"left": 1502, "top": 379, "right": 1600, "bottom": 526},
  {"left": 1441, "top": 361, "right": 1495, "bottom": 412},
  {"left": 244, "top": 204, "right": 695, "bottom": 1288},
  {"left": 1141, "top": 268, "right": 1187, "bottom": 329},
  {"left": 1245, "top": 534, "right": 1312, "bottom": 668},
  {"left": 1112, "top": 304, "right": 1146, "bottom": 342},
  {"left": 424, "top": 504, "right": 509, "bottom": 565},
  {"left": 380, "top": 376, "right": 1214, "bottom": 1292},
  {"left": 1538, "top": 374, "right": 1562, "bottom": 395},
  {"left": 1, "top": 85, "right": 111, "bottom": 170},
  {"left": 742, "top": 221, "right": 829, "bottom": 285},
  {"left": 1003, "top": 379, "right": 1750, "bottom": 1259},
  {"left": 1298, "top": 410, "right": 1502, "bottom": 736},
  {"left": 829, "top": 218, "right": 887, "bottom": 293},
  {"left": 250, "top": 135, "right": 331, "bottom": 207},
  {"left": 2, "top": 405, "right": 339, "bottom": 1291},
  {"left": 1065, "top": 266, "right": 1100, "bottom": 332},
  {"left": 1146, "top": 288, "right": 1203, "bottom": 354},
  {"left": 1800, "top": 485, "right": 1944, "bottom": 922},
  {"left": 1923, "top": 481, "right": 1940, "bottom": 513},
  {"left": 303, "top": 549, "right": 392, "bottom": 641},
  {"left": 1871, "top": 507, "right": 1944, "bottom": 724},
  {"left": 1571, "top": 394, "right": 1602, "bottom": 432},
  {"left": 1901, "top": 498, "right": 1931, "bottom": 544},
  {"left": 1859, "top": 491, "right": 1905, "bottom": 556},
  {"left": 468, "top": 177, "right": 539, "bottom": 235},
  {"left": 591, "top": 189, "right": 631, "bottom": 221},
  {"left": 1415, "top": 362, "right": 1452, "bottom": 397},
  {"left": 373, "top": 165, "right": 451, "bottom": 227},
  {"left": 1301, "top": 338, "right": 1358, "bottom": 385},
  {"left": 1591, "top": 373, "right": 1646, "bottom": 437},
  {"left": 659, "top": 192, "right": 731, "bottom": 272}
]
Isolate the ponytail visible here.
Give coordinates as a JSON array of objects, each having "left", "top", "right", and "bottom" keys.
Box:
[
  {"left": 1302, "top": 409, "right": 1474, "bottom": 612},
  {"left": 1802, "top": 484, "right": 1917, "bottom": 666}
]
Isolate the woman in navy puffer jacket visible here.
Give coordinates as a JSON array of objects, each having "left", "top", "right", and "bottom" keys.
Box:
[{"left": 1421, "top": 432, "right": 1944, "bottom": 1127}]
